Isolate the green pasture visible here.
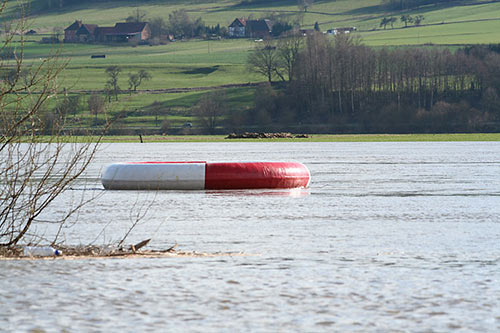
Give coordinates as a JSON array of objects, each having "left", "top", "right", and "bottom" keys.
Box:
[
  {"left": 15, "top": 38, "right": 259, "bottom": 91},
  {"left": 360, "top": 19, "right": 500, "bottom": 45},
  {"left": 4, "top": 0, "right": 500, "bottom": 134},
  {"left": 19, "top": 0, "right": 376, "bottom": 32},
  {"left": 14, "top": 0, "right": 500, "bottom": 45},
  {"left": 34, "top": 86, "right": 256, "bottom": 129}
]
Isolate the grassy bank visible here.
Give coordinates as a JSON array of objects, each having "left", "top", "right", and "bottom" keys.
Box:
[{"left": 96, "top": 133, "right": 500, "bottom": 143}]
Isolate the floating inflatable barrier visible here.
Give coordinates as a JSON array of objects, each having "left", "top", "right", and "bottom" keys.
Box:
[{"left": 101, "top": 162, "right": 310, "bottom": 190}]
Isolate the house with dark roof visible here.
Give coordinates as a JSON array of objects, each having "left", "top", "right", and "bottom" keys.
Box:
[
  {"left": 76, "top": 24, "right": 98, "bottom": 42},
  {"left": 63, "top": 20, "right": 151, "bottom": 43},
  {"left": 228, "top": 18, "right": 246, "bottom": 38},
  {"left": 64, "top": 20, "right": 82, "bottom": 42},
  {"left": 228, "top": 18, "right": 272, "bottom": 38},
  {"left": 101, "top": 22, "right": 151, "bottom": 42},
  {"left": 247, "top": 19, "right": 273, "bottom": 38},
  {"left": 94, "top": 26, "right": 115, "bottom": 42}
]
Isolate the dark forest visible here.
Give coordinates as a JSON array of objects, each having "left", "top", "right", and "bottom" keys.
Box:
[{"left": 237, "top": 33, "right": 500, "bottom": 134}]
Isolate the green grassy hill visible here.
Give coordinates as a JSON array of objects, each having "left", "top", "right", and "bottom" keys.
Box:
[
  {"left": 15, "top": 0, "right": 500, "bottom": 45},
  {"left": 5, "top": 0, "right": 500, "bottom": 134}
]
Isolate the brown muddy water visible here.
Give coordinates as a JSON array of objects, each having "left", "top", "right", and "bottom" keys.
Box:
[{"left": 1, "top": 142, "right": 499, "bottom": 332}]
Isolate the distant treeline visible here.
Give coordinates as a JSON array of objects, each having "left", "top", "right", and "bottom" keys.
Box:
[{"left": 236, "top": 34, "right": 500, "bottom": 134}]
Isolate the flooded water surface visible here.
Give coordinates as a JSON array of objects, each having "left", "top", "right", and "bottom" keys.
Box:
[{"left": 1, "top": 142, "right": 499, "bottom": 331}]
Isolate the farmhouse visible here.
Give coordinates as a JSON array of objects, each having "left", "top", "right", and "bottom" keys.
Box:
[
  {"left": 101, "top": 22, "right": 151, "bottom": 42},
  {"left": 228, "top": 18, "right": 272, "bottom": 38},
  {"left": 64, "top": 20, "right": 82, "bottom": 42},
  {"left": 76, "top": 24, "right": 98, "bottom": 42},
  {"left": 63, "top": 21, "right": 151, "bottom": 43},
  {"left": 246, "top": 19, "right": 273, "bottom": 39},
  {"left": 228, "top": 18, "right": 246, "bottom": 38}
]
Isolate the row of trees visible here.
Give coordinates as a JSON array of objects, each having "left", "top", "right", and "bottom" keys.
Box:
[
  {"left": 139, "top": 8, "right": 300, "bottom": 41},
  {"left": 380, "top": 14, "right": 425, "bottom": 29},
  {"left": 30, "top": 65, "right": 152, "bottom": 133},
  {"left": 244, "top": 33, "right": 500, "bottom": 133},
  {"left": 126, "top": 8, "right": 223, "bottom": 41},
  {"left": 103, "top": 66, "right": 151, "bottom": 101}
]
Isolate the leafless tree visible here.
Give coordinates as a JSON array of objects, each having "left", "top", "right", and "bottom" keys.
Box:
[
  {"left": 277, "top": 31, "right": 303, "bottom": 82},
  {"left": 400, "top": 15, "right": 413, "bottom": 27},
  {"left": 128, "top": 69, "right": 152, "bottom": 93},
  {"left": 248, "top": 39, "right": 285, "bottom": 82},
  {"left": 105, "top": 65, "right": 121, "bottom": 101},
  {"left": 88, "top": 93, "right": 106, "bottom": 126},
  {"left": 194, "top": 91, "right": 226, "bottom": 134},
  {"left": 0, "top": 1, "right": 106, "bottom": 248},
  {"left": 414, "top": 15, "right": 425, "bottom": 26},
  {"left": 149, "top": 17, "right": 168, "bottom": 41}
]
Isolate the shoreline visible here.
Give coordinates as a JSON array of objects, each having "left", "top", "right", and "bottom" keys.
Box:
[
  {"left": 0, "top": 250, "right": 252, "bottom": 260},
  {"left": 97, "top": 133, "right": 500, "bottom": 143}
]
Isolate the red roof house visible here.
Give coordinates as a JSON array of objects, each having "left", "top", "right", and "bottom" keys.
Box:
[
  {"left": 63, "top": 20, "right": 151, "bottom": 43},
  {"left": 76, "top": 24, "right": 98, "bottom": 42},
  {"left": 64, "top": 20, "right": 82, "bottom": 42},
  {"left": 99, "top": 22, "right": 151, "bottom": 42}
]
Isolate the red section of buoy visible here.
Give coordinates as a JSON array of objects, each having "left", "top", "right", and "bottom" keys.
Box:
[
  {"left": 205, "top": 162, "right": 310, "bottom": 190},
  {"left": 125, "top": 161, "right": 206, "bottom": 164}
]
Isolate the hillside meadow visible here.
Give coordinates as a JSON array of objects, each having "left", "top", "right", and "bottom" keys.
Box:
[
  {"left": 4, "top": 0, "right": 500, "bottom": 133},
  {"left": 15, "top": 0, "right": 500, "bottom": 42}
]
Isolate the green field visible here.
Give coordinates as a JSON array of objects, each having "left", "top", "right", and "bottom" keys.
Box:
[
  {"left": 5, "top": 0, "right": 500, "bottom": 134},
  {"left": 14, "top": 0, "right": 500, "bottom": 43}
]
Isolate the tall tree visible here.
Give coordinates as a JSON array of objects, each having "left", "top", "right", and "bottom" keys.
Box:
[
  {"left": 168, "top": 9, "right": 192, "bottom": 38},
  {"left": 380, "top": 17, "right": 389, "bottom": 29},
  {"left": 400, "top": 15, "right": 413, "bottom": 27},
  {"left": 128, "top": 70, "right": 152, "bottom": 93},
  {"left": 149, "top": 17, "right": 167, "bottom": 40},
  {"left": 0, "top": 1, "right": 105, "bottom": 248},
  {"left": 88, "top": 93, "right": 106, "bottom": 126},
  {"left": 105, "top": 66, "right": 121, "bottom": 101},
  {"left": 194, "top": 91, "right": 226, "bottom": 134},
  {"left": 389, "top": 17, "right": 397, "bottom": 29},
  {"left": 248, "top": 39, "right": 284, "bottom": 82},
  {"left": 277, "top": 31, "right": 303, "bottom": 82},
  {"left": 414, "top": 15, "right": 425, "bottom": 26}
]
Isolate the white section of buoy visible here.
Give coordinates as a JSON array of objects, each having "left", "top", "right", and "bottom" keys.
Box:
[{"left": 101, "top": 162, "right": 206, "bottom": 190}]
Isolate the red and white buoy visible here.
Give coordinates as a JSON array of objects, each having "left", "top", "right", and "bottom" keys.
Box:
[{"left": 101, "top": 162, "right": 310, "bottom": 190}]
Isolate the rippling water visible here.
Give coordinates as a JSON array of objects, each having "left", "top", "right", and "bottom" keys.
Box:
[{"left": 1, "top": 142, "right": 499, "bottom": 332}]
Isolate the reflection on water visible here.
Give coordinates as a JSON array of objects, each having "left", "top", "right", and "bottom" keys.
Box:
[
  {"left": 1, "top": 142, "right": 499, "bottom": 332},
  {"left": 206, "top": 188, "right": 310, "bottom": 197}
]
